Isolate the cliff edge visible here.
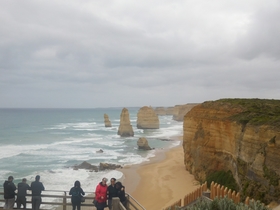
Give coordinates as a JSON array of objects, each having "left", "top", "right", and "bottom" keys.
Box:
[{"left": 183, "top": 98, "right": 280, "bottom": 204}]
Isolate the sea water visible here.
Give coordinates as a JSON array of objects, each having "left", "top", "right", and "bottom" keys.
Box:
[{"left": 0, "top": 108, "right": 182, "bottom": 199}]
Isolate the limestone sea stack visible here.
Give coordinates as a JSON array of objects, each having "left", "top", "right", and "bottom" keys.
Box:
[
  {"left": 183, "top": 98, "right": 280, "bottom": 204},
  {"left": 137, "top": 137, "right": 152, "bottom": 150},
  {"left": 137, "top": 106, "right": 159, "bottom": 129},
  {"left": 104, "top": 113, "right": 112, "bottom": 127},
  {"left": 117, "top": 108, "right": 134, "bottom": 137}
]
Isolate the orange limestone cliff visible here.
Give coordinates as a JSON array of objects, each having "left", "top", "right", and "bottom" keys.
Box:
[{"left": 183, "top": 99, "right": 280, "bottom": 204}]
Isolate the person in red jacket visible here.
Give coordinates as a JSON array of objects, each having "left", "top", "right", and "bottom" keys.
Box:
[{"left": 95, "top": 177, "right": 108, "bottom": 210}]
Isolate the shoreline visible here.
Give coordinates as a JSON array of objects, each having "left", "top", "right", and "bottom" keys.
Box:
[{"left": 118, "top": 136, "right": 199, "bottom": 210}]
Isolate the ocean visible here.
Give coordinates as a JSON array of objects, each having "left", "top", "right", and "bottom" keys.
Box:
[{"left": 0, "top": 108, "right": 183, "bottom": 196}]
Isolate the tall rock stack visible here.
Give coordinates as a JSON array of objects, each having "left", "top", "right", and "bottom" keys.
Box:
[
  {"left": 137, "top": 106, "right": 159, "bottom": 129},
  {"left": 104, "top": 114, "right": 112, "bottom": 127},
  {"left": 117, "top": 108, "right": 134, "bottom": 137}
]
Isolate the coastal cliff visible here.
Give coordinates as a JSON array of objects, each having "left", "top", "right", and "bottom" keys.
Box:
[{"left": 183, "top": 99, "right": 280, "bottom": 203}]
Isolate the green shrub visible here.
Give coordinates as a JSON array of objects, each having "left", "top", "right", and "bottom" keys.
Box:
[{"left": 206, "top": 170, "right": 238, "bottom": 191}]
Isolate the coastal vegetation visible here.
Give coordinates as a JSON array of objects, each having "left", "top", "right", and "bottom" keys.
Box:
[
  {"left": 185, "top": 197, "right": 270, "bottom": 210},
  {"left": 206, "top": 170, "right": 238, "bottom": 192},
  {"left": 218, "top": 98, "right": 280, "bottom": 126}
]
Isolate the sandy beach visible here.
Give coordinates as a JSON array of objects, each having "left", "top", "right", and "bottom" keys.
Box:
[{"left": 119, "top": 137, "right": 199, "bottom": 210}]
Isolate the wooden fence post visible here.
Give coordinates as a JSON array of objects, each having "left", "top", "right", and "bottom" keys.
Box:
[
  {"left": 210, "top": 182, "right": 215, "bottom": 199},
  {"left": 236, "top": 192, "right": 240, "bottom": 203},
  {"left": 212, "top": 183, "right": 217, "bottom": 199},
  {"left": 216, "top": 184, "right": 221, "bottom": 198},
  {"left": 224, "top": 187, "right": 228, "bottom": 198},
  {"left": 245, "top": 197, "right": 250, "bottom": 205},
  {"left": 227, "top": 189, "right": 232, "bottom": 199},
  {"left": 63, "top": 191, "right": 67, "bottom": 210},
  {"left": 220, "top": 186, "right": 224, "bottom": 198},
  {"left": 112, "top": 197, "right": 120, "bottom": 210},
  {"left": 203, "top": 181, "right": 207, "bottom": 191},
  {"left": 232, "top": 191, "right": 236, "bottom": 203}
]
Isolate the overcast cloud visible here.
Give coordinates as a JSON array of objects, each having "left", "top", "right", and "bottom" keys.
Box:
[{"left": 1, "top": 0, "right": 280, "bottom": 108}]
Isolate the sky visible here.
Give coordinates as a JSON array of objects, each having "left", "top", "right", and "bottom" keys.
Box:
[{"left": 1, "top": 0, "right": 280, "bottom": 108}]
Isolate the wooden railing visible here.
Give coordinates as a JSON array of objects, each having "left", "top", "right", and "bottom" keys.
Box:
[
  {"left": 0, "top": 189, "right": 146, "bottom": 210},
  {"left": 210, "top": 181, "right": 240, "bottom": 202},
  {"left": 0, "top": 190, "right": 95, "bottom": 210},
  {"left": 163, "top": 181, "right": 255, "bottom": 210},
  {"left": 183, "top": 181, "right": 208, "bottom": 206}
]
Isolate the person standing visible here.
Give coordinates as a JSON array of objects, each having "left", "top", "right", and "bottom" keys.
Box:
[
  {"left": 107, "top": 178, "right": 118, "bottom": 210},
  {"left": 69, "top": 180, "right": 85, "bottom": 210},
  {"left": 115, "top": 181, "right": 127, "bottom": 208},
  {"left": 95, "top": 177, "right": 108, "bottom": 210},
  {"left": 17, "top": 178, "right": 31, "bottom": 209},
  {"left": 30, "top": 175, "right": 45, "bottom": 210},
  {"left": 3, "top": 175, "right": 16, "bottom": 209}
]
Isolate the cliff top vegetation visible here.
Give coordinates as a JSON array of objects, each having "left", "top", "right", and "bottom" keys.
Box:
[{"left": 205, "top": 98, "right": 280, "bottom": 126}]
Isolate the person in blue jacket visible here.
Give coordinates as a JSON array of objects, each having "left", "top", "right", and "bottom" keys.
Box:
[{"left": 69, "top": 180, "right": 85, "bottom": 210}]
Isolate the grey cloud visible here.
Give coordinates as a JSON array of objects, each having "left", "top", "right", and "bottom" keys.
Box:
[
  {"left": 234, "top": 2, "right": 280, "bottom": 60},
  {"left": 1, "top": 0, "right": 280, "bottom": 108}
]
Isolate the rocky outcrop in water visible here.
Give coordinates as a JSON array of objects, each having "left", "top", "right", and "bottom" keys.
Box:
[
  {"left": 72, "top": 161, "right": 122, "bottom": 172},
  {"left": 183, "top": 99, "right": 280, "bottom": 204},
  {"left": 99, "top": 162, "right": 122, "bottom": 170},
  {"left": 104, "top": 113, "right": 112, "bottom": 127},
  {"left": 137, "top": 137, "right": 152, "bottom": 150},
  {"left": 118, "top": 108, "right": 134, "bottom": 137},
  {"left": 73, "top": 161, "right": 98, "bottom": 172},
  {"left": 137, "top": 106, "right": 159, "bottom": 129}
]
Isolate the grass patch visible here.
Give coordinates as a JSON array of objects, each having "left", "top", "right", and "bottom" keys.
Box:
[{"left": 208, "top": 98, "right": 280, "bottom": 126}]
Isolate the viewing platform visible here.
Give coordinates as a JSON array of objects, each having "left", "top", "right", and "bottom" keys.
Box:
[{"left": 0, "top": 188, "right": 146, "bottom": 210}]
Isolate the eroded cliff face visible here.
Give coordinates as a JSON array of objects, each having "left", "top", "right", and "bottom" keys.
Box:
[{"left": 183, "top": 99, "right": 280, "bottom": 203}]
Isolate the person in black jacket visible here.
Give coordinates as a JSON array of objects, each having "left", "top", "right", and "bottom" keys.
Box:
[
  {"left": 30, "top": 175, "right": 45, "bottom": 210},
  {"left": 107, "top": 178, "right": 117, "bottom": 210},
  {"left": 3, "top": 175, "right": 16, "bottom": 209},
  {"left": 69, "top": 180, "right": 85, "bottom": 210},
  {"left": 17, "top": 178, "right": 31, "bottom": 209},
  {"left": 115, "top": 181, "right": 127, "bottom": 208}
]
